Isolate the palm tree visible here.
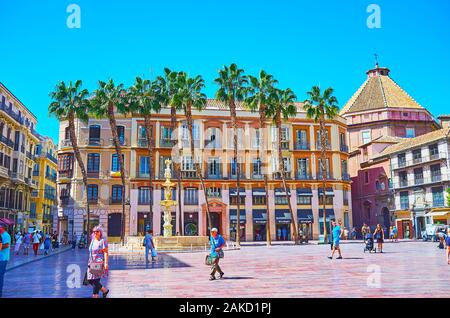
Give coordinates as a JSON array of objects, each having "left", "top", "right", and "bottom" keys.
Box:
[
  {"left": 48, "top": 80, "right": 91, "bottom": 240},
  {"left": 155, "top": 68, "right": 184, "bottom": 235},
  {"left": 303, "top": 86, "right": 339, "bottom": 243},
  {"left": 267, "top": 88, "right": 299, "bottom": 244},
  {"left": 245, "top": 70, "right": 278, "bottom": 246},
  {"left": 129, "top": 77, "right": 162, "bottom": 233},
  {"left": 173, "top": 72, "right": 213, "bottom": 233},
  {"left": 214, "top": 63, "right": 248, "bottom": 246},
  {"left": 90, "top": 79, "right": 130, "bottom": 243}
]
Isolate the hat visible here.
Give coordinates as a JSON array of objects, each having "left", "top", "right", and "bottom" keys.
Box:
[{"left": 211, "top": 228, "right": 218, "bottom": 233}]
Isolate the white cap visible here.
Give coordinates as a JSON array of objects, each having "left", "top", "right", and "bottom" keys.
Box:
[{"left": 211, "top": 228, "right": 218, "bottom": 233}]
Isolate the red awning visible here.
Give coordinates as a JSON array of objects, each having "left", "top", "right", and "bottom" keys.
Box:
[{"left": 0, "top": 218, "right": 14, "bottom": 226}]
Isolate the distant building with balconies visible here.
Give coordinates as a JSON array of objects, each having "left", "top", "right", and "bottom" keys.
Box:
[
  {"left": 0, "top": 82, "right": 41, "bottom": 231},
  {"left": 57, "top": 100, "right": 352, "bottom": 241},
  {"left": 375, "top": 119, "right": 450, "bottom": 239}
]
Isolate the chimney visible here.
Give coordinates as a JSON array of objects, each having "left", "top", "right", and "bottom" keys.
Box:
[{"left": 438, "top": 115, "right": 450, "bottom": 129}]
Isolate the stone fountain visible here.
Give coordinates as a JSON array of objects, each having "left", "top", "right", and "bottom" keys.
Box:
[{"left": 152, "top": 159, "right": 209, "bottom": 251}]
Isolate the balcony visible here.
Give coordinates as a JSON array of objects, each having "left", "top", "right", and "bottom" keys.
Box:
[
  {"left": 295, "top": 173, "right": 313, "bottom": 180},
  {"left": 0, "top": 166, "right": 9, "bottom": 178},
  {"left": 138, "top": 197, "right": 153, "bottom": 205},
  {"left": 87, "top": 171, "right": 100, "bottom": 178},
  {"left": 181, "top": 171, "right": 198, "bottom": 179},
  {"left": 230, "top": 173, "right": 246, "bottom": 180},
  {"left": 10, "top": 172, "right": 24, "bottom": 182},
  {"left": 316, "top": 174, "right": 334, "bottom": 181},
  {"left": 294, "top": 142, "right": 309, "bottom": 150},
  {"left": 251, "top": 174, "right": 264, "bottom": 180},
  {"left": 137, "top": 138, "right": 149, "bottom": 148},
  {"left": 26, "top": 151, "right": 35, "bottom": 161},
  {"left": 391, "top": 152, "right": 447, "bottom": 170},
  {"left": 340, "top": 144, "right": 349, "bottom": 153},
  {"left": 0, "top": 136, "right": 14, "bottom": 148},
  {"left": 184, "top": 199, "right": 199, "bottom": 206},
  {"left": 0, "top": 102, "right": 25, "bottom": 125},
  {"left": 342, "top": 173, "right": 351, "bottom": 181},
  {"left": 109, "top": 138, "right": 128, "bottom": 147},
  {"left": 88, "top": 198, "right": 99, "bottom": 205},
  {"left": 58, "top": 170, "right": 73, "bottom": 179},
  {"left": 272, "top": 172, "right": 292, "bottom": 180},
  {"left": 392, "top": 174, "right": 449, "bottom": 189},
  {"left": 204, "top": 140, "right": 221, "bottom": 149},
  {"left": 84, "top": 138, "right": 104, "bottom": 147},
  {"left": 316, "top": 142, "right": 331, "bottom": 150},
  {"left": 206, "top": 172, "right": 222, "bottom": 180},
  {"left": 110, "top": 197, "right": 123, "bottom": 205},
  {"left": 60, "top": 139, "right": 72, "bottom": 148},
  {"left": 160, "top": 139, "right": 175, "bottom": 148}
]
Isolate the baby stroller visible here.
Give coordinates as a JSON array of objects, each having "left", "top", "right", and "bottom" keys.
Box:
[{"left": 364, "top": 233, "right": 376, "bottom": 253}]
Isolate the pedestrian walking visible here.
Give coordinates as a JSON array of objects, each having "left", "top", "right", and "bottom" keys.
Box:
[
  {"left": 14, "top": 232, "right": 23, "bottom": 255},
  {"left": 392, "top": 225, "right": 398, "bottom": 242},
  {"left": 23, "top": 232, "right": 31, "bottom": 255},
  {"left": 32, "top": 231, "right": 41, "bottom": 256},
  {"left": 374, "top": 224, "right": 385, "bottom": 253},
  {"left": 72, "top": 232, "right": 77, "bottom": 249},
  {"left": 86, "top": 226, "right": 109, "bottom": 298},
  {"left": 389, "top": 226, "right": 395, "bottom": 242},
  {"left": 44, "top": 233, "right": 52, "bottom": 255},
  {"left": 445, "top": 228, "right": 450, "bottom": 265},
  {"left": 144, "top": 229, "right": 156, "bottom": 262},
  {"left": 328, "top": 220, "right": 343, "bottom": 260},
  {"left": 0, "top": 223, "right": 11, "bottom": 298},
  {"left": 350, "top": 227, "right": 357, "bottom": 240},
  {"left": 209, "top": 228, "right": 225, "bottom": 281},
  {"left": 361, "top": 223, "right": 368, "bottom": 240}
]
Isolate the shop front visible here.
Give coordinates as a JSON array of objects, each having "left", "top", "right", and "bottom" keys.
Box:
[
  {"left": 252, "top": 210, "right": 267, "bottom": 241},
  {"left": 275, "top": 210, "right": 292, "bottom": 241},
  {"left": 319, "top": 209, "right": 335, "bottom": 237},
  {"left": 184, "top": 212, "right": 199, "bottom": 236},
  {"left": 137, "top": 212, "right": 152, "bottom": 236},
  {"left": 297, "top": 209, "right": 314, "bottom": 240},
  {"left": 394, "top": 210, "right": 412, "bottom": 239},
  {"left": 425, "top": 208, "right": 450, "bottom": 225},
  {"left": 229, "top": 209, "right": 246, "bottom": 242}
]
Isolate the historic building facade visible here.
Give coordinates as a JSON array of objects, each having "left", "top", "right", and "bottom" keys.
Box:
[
  {"left": 57, "top": 101, "right": 352, "bottom": 241},
  {"left": 340, "top": 65, "right": 439, "bottom": 231},
  {"left": 375, "top": 118, "right": 450, "bottom": 238},
  {"left": 0, "top": 82, "right": 40, "bottom": 231},
  {"left": 30, "top": 135, "right": 58, "bottom": 234}
]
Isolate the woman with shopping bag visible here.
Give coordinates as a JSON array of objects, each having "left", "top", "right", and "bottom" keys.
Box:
[{"left": 85, "top": 225, "right": 110, "bottom": 298}]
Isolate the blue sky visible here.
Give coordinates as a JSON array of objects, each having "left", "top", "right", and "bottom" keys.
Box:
[{"left": 1, "top": 0, "right": 449, "bottom": 142}]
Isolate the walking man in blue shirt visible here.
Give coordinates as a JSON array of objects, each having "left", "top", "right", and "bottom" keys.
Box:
[
  {"left": 0, "top": 223, "right": 11, "bottom": 297},
  {"left": 328, "top": 220, "right": 343, "bottom": 260},
  {"left": 209, "top": 228, "right": 225, "bottom": 281}
]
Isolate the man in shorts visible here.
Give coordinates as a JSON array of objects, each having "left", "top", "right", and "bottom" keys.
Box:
[{"left": 328, "top": 220, "right": 343, "bottom": 260}]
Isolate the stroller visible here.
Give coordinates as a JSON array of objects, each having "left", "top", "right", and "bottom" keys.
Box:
[{"left": 364, "top": 233, "right": 376, "bottom": 253}]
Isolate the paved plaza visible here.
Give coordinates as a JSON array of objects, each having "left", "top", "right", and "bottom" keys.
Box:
[{"left": 2, "top": 241, "right": 449, "bottom": 298}]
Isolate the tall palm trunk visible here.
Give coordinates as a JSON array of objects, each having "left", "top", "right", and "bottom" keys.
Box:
[
  {"left": 68, "top": 112, "right": 90, "bottom": 243},
  {"left": 230, "top": 99, "right": 241, "bottom": 246},
  {"left": 107, "top": 102, "right": 127, "bottom": 243},
  {"left": 277, "top": 114, "right": 298, "bottom": 244},
  {"left": 319, "top": 113, "right": 328, "bottom": 242},
  {"left": 143, "top": 115, "right": 154, "bottom": 232},
  {"left": 185, "top": 104, "right": 212, "bottom": 234},
  {"left": 171, "top": 106, "right": 183, "bottom": 235},
  {"left": 258, "top": 103, "right": 271, "bottom": 246}
]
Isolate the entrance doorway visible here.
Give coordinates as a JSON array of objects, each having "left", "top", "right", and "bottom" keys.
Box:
[
  {"left": 208, "top": 212, "right": 222, "bottom": 236},
  {"left": 382, "top": 207, "right": 390, "bottom": 229},
  {"left": 138, "top": 212, "right": 152, "bottom": 236},
  {"left": 108, "top": 213, "right": 122, "bottom": 237},
  {"left": 276, "top": 223, "right": 291, "bottom": 241},
  {"left": 253, "top": 223, "right": 266, "bottom": 241}
]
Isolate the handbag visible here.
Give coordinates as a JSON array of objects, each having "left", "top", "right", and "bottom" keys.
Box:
[
  {"left": 88, "top": 240, "right": 105, "bottom": 276},
  {"left": 205, "top": 254, "right": 213, "bottom": 266}
]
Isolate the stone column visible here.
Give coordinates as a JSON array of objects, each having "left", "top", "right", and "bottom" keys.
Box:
[
  {"left": 129, "top": 188, "right": 138, "bottom": 236},
  {"left": 245, "top": 187, "right": 253, "bottom": 241},
  {"left": 153, "top": 188, "right": 162, "bottom": 236},
  {"left": 312, "top": 188, "right": 319, "bottom": 240}
]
